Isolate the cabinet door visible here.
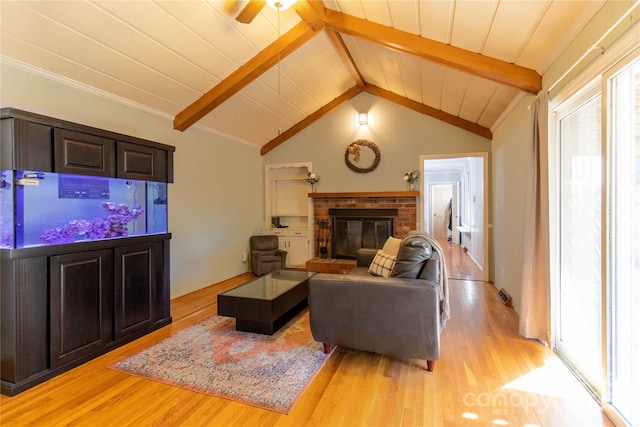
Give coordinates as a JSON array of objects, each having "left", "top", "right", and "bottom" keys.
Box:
[
  {"left": 276, "top": 232, "right": 309, "bottom": 267},
  {"left": 1, "top": 118, "right": 54, "bottom": 171},
  {"left": 114, "top": 243, "right": 155, "bottom": 339},
  {"left": 54, "top": 129, "right": 115, "bottom": 177},
  {"left": 50, "top": 249, "right": 113, "bottom": 369},
  {"left": 287, "top": 236, "right": 310, "bottom": 266},
  {"left": 117, "top": 141, "right": 166, "bottom": 182}
]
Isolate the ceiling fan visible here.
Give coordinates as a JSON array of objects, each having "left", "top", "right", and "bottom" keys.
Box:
[
  {"left": 227, "top": 0, "right": 296, "bottom": 24},
  {"left": 234, "top": 0, "right": 297, "bottom": 24}
]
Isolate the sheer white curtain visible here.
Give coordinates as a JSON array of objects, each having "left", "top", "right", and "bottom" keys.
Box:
[{"left": 519, "top": 92, "right": 551, "bottom": 344}]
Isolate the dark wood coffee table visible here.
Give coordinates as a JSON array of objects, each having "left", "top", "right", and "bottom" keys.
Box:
[{"left": 217, "top": 270, "right": 316, "bottom": 335}]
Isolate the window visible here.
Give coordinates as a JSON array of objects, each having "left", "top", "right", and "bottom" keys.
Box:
[{"left": 551, "top": 46, "right": 639, "bottom": 426}]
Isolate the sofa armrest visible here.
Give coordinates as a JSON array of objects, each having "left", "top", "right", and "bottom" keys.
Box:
[
  {"left": 356, "top": 248, "right": 378, "bottom": 267},
  {"left": 276, "top": 249, "right": 287, "bottom": 268},
  {"left": 308, "top": 273, "right": 440, "bottom": 361},
  {"left": 419, "top": 257, "right": 440, "bottom": 284}
]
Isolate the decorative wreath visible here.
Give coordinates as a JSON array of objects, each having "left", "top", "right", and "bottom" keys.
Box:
[{"left": 344, "top": 140, "right": 380, "bottom": 173}]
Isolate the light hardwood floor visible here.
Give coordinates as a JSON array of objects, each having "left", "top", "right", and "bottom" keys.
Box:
[
  {"left": 1, "top": 244, "right": 612, "bottom": 426},
  {"left": 437, "top": 238, "right": 484, "bottom": 282}
]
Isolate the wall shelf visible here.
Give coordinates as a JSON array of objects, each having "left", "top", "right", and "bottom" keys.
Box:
[{"left": 265, "top": 163, "right": 313, "bottom": 267}]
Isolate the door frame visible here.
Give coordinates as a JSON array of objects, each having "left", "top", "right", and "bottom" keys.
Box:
[{"left": 419, "top": 152, "right": 490, "bottom": 281}]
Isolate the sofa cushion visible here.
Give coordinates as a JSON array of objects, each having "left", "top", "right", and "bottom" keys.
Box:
[
  {"left": 348, "top": 266, "right": 374, "bottom": 277},
  {"left": 390, "top": 231, "right": 433, "bottom": 278},
  {"left": 368, "top": 250, "right": 397, "bottom": 277},
  {"left": 381, "top": 236, "right": 401, "bottom": 257}
]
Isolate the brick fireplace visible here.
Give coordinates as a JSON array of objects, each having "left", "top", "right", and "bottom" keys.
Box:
[{"left": 309, "top": 191, "right": 419, "bottom": 259}]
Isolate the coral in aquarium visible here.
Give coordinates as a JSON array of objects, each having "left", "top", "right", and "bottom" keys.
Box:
[
  {"left": 1, "top": 229, "right": 13, "bottom": 247},
  {"left": 39, "top": 202, "right": 143, "bottom": 245}
]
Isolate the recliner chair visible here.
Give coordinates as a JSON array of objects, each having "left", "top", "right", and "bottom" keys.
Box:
[{"left": 249, "top": 235, "right": 287, "bottom": 276}]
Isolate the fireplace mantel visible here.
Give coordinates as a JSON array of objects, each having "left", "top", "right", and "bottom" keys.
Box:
[{"left": 309, "top": 191, "right": 419, "bottom": 199}]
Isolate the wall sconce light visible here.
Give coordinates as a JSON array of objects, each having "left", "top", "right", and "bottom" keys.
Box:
[
  {"left": 266, "top": 0, "right": 296, "bottom": 11},
  {"left": 358, "top": 111, "right": 368, "bottom": 126}
]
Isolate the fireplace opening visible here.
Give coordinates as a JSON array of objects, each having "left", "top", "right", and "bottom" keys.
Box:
[{"left": 329, "top": 208, "right": 397, "bottom": 259}]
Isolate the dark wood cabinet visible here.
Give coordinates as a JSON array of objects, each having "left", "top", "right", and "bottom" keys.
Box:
[
  {"left": 50, "top": 249, "right": 114, "bottom": 369},
  {"left": 0, "top": 108, "right": 174, "bottom": 396},
  {"left": 1, "top": 108, "right": 174, "bottom": 183},
  {"left": 0, "top": 235, "right": 172, "bottom": 396},
  {"left": 117, "top": 142, "right": 167, "bottom": 182},
  {"left": 0, "top": 117, "right": 53, "bottom": 172},
  {"left": 53, "top": 129, "right": 116, "bottom": 177}
]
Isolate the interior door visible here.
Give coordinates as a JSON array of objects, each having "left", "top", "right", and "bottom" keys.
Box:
[{"left": 431, "top": 185, "right": 452, "bottom": 239}]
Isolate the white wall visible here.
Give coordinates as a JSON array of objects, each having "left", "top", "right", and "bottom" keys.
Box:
[
  {"left": 0, "top": 61, "right": 265, "bottom": 298},
  {"left": 490, "top": 0, "right": 638, "bottom": 312},
  {"left": 264, "top": 92, "right": 492, "bottom": 194},
  {"left": 492, "top": 102, "right": 530, "bottom": 307}
]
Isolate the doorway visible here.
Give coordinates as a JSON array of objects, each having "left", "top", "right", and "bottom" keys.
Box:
[{"left": 420, "top": 153, "right": 489, "bottom": 281}]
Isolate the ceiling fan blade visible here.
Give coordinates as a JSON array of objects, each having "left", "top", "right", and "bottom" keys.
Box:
[{"left": 236, "top": 0, "right": 266, "bottom": 24}]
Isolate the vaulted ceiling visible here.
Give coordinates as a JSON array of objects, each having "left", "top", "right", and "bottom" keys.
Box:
[{"left": 1, "top": 0, "right": 606, "bottom": 153}]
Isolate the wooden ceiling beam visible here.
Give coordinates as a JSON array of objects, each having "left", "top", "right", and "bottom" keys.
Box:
[
  {"left": 324, "top": 9, "right": 541, "bottom": 95},
  {"left": 293, "top": 0, "right": 325, "bottom": 31},
  {"left": 261, "top": 85, "right": 364, "bottom": 155},
  {"left": 174, "top": 21, "right": 320, "bottom": 132},
  {"left": 363, "top": 84, "right": 493, "bottom": 139},
  {"left": 325, "top": 29, "right": 365, "bottom": 87}
]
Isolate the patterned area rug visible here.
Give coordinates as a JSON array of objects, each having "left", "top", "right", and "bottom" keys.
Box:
[{"left": 109, "top": 310, "right": 334, "bottom": 413}]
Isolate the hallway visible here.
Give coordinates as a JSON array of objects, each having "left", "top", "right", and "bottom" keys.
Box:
[{"left": 437, "top": 238, "right": 484, "bottom": 281}]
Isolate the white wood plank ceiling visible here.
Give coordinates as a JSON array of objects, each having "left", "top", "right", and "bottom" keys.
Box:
[{"left": 0, "top": 0, "right": 606, "bottom": 152}]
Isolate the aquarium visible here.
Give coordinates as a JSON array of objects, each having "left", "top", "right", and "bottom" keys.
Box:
[
  {"left": 0, "top": 170, "right": 168, "bottom": 249},
  {"left": 0, "top": 170, "right": 14, "bottom": 249}
]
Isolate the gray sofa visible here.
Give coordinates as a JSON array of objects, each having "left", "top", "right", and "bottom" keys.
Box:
[{"left": 308, "top": 230, "right": 449, "bottom": 371}]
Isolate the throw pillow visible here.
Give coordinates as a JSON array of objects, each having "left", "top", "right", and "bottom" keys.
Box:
[
  {"left": 368, "top": 249, "right": 397, "bottom": 277},
  {"left": 381, "top": 236, "right": 402, "bottom": 257}
]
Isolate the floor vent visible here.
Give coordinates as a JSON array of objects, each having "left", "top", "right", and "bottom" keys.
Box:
[{"left": 498, "top": 288, "right": 512, "bottom": 306}]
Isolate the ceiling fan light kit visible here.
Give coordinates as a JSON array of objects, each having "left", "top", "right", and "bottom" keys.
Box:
[{"left": 266, "top": 0, "right": 296, "bottom": 11}]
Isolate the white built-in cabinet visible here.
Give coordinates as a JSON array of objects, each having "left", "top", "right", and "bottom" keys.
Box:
[{"left": 264, "top": 163, "right": 313, "bottom": 267}]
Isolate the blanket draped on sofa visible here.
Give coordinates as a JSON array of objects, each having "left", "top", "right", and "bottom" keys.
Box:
[{"left": 422, "top": 233, "right": 450, "bottom": 330}]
